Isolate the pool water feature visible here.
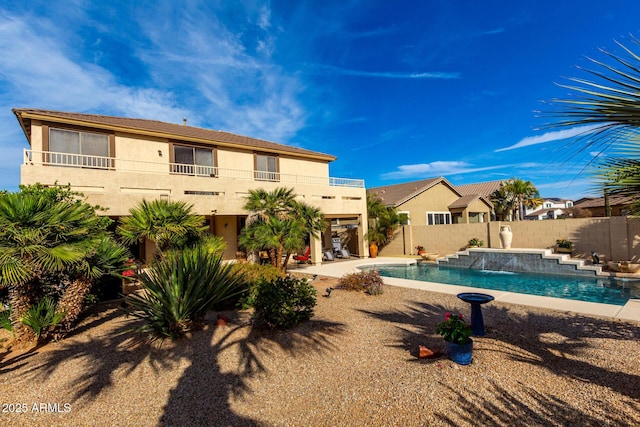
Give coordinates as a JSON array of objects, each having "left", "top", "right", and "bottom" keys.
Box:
[{"left": 360, "top": 263, "right": 640, "bottom": 306}]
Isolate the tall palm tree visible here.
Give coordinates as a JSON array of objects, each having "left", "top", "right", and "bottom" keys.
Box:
[
  {"left": 239, "top": 187, "right": 325, "bottom": 273},
  {"left": 118, "top": 199, "right": 208, "bottom": 257},
  {"left": 502, "top": 178, "right": 540, "bottom": 221},
  {"left": 547, "top": 36, "right": 640, "bottom": 214},
  {"left": 0, "top": 185, "right": 127, "bottom": 341}
]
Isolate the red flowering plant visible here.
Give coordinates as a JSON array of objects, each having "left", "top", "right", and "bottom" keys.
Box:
[
  {"left": 436, "top": 312, "right": 472, "bottom": 345},
  {"left": 122, "top": 259, "right": 136, "bottom": 280}
]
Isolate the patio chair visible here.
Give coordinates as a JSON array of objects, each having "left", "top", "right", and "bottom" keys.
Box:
[
  {"left": 323, "top": 251, "right": 335, "bottom": 261},
  {"left": 294, "top": 246, "right": 311, "bottom": 264}
]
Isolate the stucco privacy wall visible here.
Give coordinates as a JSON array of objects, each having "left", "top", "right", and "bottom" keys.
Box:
[{"left": 380, "top": 217, "right": 640, "bottom": 261}]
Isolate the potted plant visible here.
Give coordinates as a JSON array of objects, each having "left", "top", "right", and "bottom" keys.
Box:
[
  {"left": 436, "top": 312, "right": 473, "bottom": 365},
  {"left": 415, "top": 245, "right": 425, "bottom": 255},
  {"left": 467, "top": 238, "right": 484, "bottom": 248},
  {"left": 555, "top": 238, "right": 574, "bottom": 254}
]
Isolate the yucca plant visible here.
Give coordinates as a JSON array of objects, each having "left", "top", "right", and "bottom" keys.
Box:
[
  {"left": 20, "top": 297, "right": 66, "bottom": 340},
  {"left": 124, "top": 244, "right": 246, "bottom": 342}
]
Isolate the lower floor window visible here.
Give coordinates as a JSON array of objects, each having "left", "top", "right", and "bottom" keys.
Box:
[{"left": 427, "top": 212, "right": 451, "bottom": 225}]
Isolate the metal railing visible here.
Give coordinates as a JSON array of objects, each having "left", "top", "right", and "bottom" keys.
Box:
[{"left": 23, "top": 149, "right": 365, "bottom": 188}]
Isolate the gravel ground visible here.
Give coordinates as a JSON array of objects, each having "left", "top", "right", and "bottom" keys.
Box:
[{"left": 0, "top": 277, "right": 639, "bottom": 427}]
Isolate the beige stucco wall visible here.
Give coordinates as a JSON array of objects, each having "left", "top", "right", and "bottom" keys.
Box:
[
  {"left": 21, "top": 121, "right": 369, "bottom": 261},
  {"left": 387, "top": 217, "right": 639, "bottom": 261},
  {"left": 397, "top": 184, "right": 459, "bottom": 226}
]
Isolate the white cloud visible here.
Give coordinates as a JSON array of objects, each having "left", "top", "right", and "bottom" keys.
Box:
[
  {"left": 495, "top": 125, "right": 602, "bottom": 152},
  {"left": 381, "top": 161, "right": 506, "bottom": 179},
  {"left": 309, "top": 64, "right": 461, "bottom": 79}
]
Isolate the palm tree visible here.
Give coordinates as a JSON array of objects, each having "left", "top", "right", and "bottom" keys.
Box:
[
  {"left": 239, "top": 187, "right": 325, "bottom": 273},
  {"left": 365, "top": 193, "right": 400, "bottom": 247},
  {"left": 0, "top": 184, "right": 127, "bottom": 341},
  {"left": 547, "top": 36, "right": 640, "bottom": 214},
  {"left": 490, "top": 187, "right": 516, "bottom": 221},
  {"left": 117, "top": 199, "right": 209, "bottom": 257},
  {"left": 502, "top": 178, "right": 540, "bottom": 221}
]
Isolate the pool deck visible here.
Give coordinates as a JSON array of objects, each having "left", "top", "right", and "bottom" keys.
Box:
[{"left": 293, "top": 257, "right": 640, "bottom": 323}]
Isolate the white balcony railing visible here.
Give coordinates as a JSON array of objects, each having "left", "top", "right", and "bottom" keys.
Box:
[{"left": 24, "top": 149, "right": 365, "bottom": 188}]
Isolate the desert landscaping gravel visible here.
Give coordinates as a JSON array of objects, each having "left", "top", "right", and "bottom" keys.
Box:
[{"left": 0, "top": 277, "right": 639, "bottom": 426}]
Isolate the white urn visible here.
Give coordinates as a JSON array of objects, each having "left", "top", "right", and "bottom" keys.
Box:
[{"left": 499, "top": 225, "right": 513, "bottom": 249}]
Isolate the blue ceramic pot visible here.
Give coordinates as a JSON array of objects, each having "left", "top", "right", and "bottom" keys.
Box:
[{"left": 446, "top": 340, "right": 473, "bottom": 365}]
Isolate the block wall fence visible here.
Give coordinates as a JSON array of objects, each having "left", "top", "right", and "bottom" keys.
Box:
[{"left": 380, "top": 217, "right": 640, "bottom": 262}]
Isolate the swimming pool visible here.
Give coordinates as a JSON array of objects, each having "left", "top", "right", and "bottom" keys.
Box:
[{"left": 359, "top": 263, "right": 640, "bottom": 306}]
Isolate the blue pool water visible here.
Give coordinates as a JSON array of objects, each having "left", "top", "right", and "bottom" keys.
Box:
[{"left": 360, "top": 263, "right": 640, "bottom": 306}]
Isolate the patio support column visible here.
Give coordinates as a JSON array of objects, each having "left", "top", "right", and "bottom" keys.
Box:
[{"left": 310, "top": 234, "right": 323, "bottom": 265}]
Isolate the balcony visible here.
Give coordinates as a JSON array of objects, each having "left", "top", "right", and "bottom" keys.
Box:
[{"left": 23, "top": 149, "right": 365, "bottom": 188}]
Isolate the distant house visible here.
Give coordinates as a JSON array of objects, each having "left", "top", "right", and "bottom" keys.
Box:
[
  {"left": 573, "top": 195, "right": 634, "bottom": 217},
  {"left": 524, "top": 198, "right": 574, "bottom": 220},
  {"left": 14, "top": 108, "right": 368, "bottom": 262},
  {"left": 367, "top": 177, "right": 493, "bottom": 225}
]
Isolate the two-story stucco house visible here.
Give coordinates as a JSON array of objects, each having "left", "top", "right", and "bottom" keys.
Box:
[
  {"left": 524, "top": 198, "right": 574, "bottom": 220},
  {"left": 14, "top": 108, "right": 368, "bottom": 263}
]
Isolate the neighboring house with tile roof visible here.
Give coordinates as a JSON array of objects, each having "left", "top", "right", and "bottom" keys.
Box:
[
  {"left": 14, "top": 108, "right": 368, "bottom": 262},
  {"left": 367, "top": 177, "right": 492, "bottom": 226},
  {"left": 573, "top": 195, "right": 635, "bottom": 217}
]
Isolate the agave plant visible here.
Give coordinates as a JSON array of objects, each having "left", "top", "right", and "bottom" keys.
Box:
[{"left": 125, "top": 244, "right": 246, "bottom": 342}]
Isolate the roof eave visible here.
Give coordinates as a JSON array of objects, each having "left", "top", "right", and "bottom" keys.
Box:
[{"left": 13, "top": 109, "right": 336, "bottom": 162}]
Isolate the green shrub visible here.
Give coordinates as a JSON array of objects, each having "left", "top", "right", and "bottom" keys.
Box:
[
  {"left": 125, "top": 245, "right": 246, "bottom": 342},
  {"left": 231, "top": 263, "right": 284, "bottom": 309},
  {"left": 20, "top": 297, "right": 65, "bottom": 339},
  {"left": 253, "top": 276, "right": 316, "bottom": 329},
  {"left": 0, "top": 307, "right": 12, "bottom": 332},
  {"left": 336, "top": 270, "right": 385, "bottom": 296}
]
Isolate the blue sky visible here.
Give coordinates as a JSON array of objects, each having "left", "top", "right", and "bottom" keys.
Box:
[{"left": 1, "top": 1, "right": 640, "bottom": 199}]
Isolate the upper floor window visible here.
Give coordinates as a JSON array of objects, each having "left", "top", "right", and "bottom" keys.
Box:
[
  {"left": 426, "top": 212, "right": 451, "bottom": 225},
  {"left": 255, "top": 154, "right": 279, "bottom": 181},
  {"left": 49, "top": 128, "right": 110, "bottom": 168},
  {"left": 567, "top": 202, "right": 573, "bottom": 207},
  {"left": 172, "top": 145, "right": 215, "bottom": 176}
]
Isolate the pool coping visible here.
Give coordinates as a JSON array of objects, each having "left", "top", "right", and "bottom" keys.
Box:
[{"left": 294, "top": 257, "right": 640, "bottom": 323}]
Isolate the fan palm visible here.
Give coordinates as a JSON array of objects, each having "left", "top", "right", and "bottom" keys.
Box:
[
  {"left": 117, "top": 199, "right": 208, "bottom": 257},
  {"left": 547, "top": 36, "right": 640, "bottom": 212},
  {"left": 240, "top": 187, "right": 325, "bottom": 273},
  {"left": 0, "top": 184, "right": 125, "bottom": 341}
]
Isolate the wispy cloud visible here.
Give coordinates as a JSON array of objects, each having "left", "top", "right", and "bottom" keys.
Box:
[
  {"left": 381, "top": 161, "right": 506, "bottom": 180},
  {"left": 495, "top": 125, "right": 601, "bottom": 152},
  {"left": 308, "top": 64, "right": 461, "bottom": 79}
]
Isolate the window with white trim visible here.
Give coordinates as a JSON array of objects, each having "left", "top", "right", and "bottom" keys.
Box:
[
  {"left": 49, "top": 128, "right": 110, "bottom": 168},
  {"left": 255, "top": 154, "right": 278, "bottom": 181},
  {"left": 172, "top": 145, "right": 215, "bottom": 176},
  {"left": 426, "top": 212, "right": 452, "bottom": 225}
]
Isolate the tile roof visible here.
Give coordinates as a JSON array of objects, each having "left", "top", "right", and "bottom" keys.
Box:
[
  {"left": 13, "top": 108, "right": 336, "bottom": 161},
  {"left": 367, "top": 177, "right": 456, "bottom": 206},
  {"left": 574, "top": 195, "right": 635, "bottom": 208},
  {"left": 456, "top": 180, "right": 505, "bottom": 198},
  {"left": 448, "top": 194, "right": 489, "bottom": 209}
]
